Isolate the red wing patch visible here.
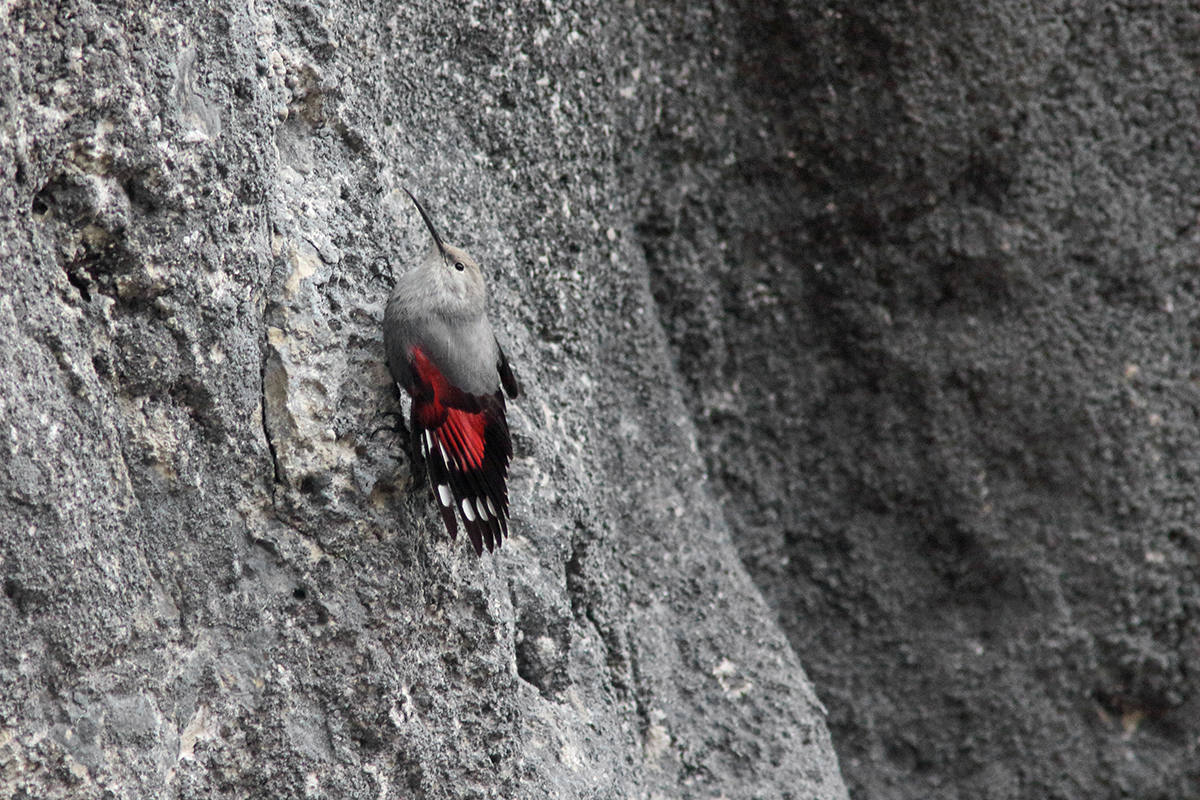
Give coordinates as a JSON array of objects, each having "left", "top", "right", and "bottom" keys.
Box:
[
  {"left": 440, "top": 408, "right": 487, "bottom": 470},
  {"left": 404, "top": 346, "right": 513, "bottom": 555}
]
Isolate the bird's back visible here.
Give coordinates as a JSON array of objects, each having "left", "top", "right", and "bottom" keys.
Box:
[{"left": 385, "top": 269, "right": 501, "bottom": 398}]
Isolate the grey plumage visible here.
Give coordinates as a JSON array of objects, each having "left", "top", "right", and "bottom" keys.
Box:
[
  {"left": 384, "top": 190, "right": 518, "bottom": 554},
  {"left": 385, "top": 247, "right": 502, "bottom": 396}
]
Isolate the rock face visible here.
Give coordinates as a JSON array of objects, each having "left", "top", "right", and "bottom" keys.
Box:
[
  {"left": 0, "top": 1, "right": 844, "bottom": 799},
  {"left": 6, "top": 0, "right": 1196, "bottom": 798},
  {"left": 635, "top": 1, "right": 1200, "bottom": 799}
]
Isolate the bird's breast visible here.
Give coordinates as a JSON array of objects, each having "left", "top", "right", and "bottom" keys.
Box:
[{"left": 410, "top": 313, "right": 500, "bottom": 397}]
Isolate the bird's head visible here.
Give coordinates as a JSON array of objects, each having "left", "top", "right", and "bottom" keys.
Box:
[{"left": 404, "top": 189, "right": 485, "bottom": 307}]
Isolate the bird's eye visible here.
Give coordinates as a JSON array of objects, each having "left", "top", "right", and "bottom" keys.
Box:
[{"left": 454, "top": 262, "right": 465, "bottom": 271}]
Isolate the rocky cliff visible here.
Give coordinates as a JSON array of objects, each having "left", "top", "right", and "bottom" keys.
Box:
[
  {"left": 634, "top": 1, "right": 1200, "bottom": 798},
  {"left": 5, "top": 1, "right": 1199, "bottom": 799},
  {"left": 0, "top": 1, "right": 844, "bottom": 798}
]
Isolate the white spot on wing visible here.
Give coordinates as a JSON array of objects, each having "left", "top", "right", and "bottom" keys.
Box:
[
  {"left": 485, "top": 497, "right": 498, "bottom": 518},
  {"left": 461, "top": 498, "right": 476, "bottom": 522},
  {"left": 437, "top": 484, "right": 453, "bottom": 507},
  {"left": 475, "top": 498, "right": 490, "bottom": 520}
]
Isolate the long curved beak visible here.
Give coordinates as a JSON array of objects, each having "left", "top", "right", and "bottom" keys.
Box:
[{"left": 403, "top": 189, "right": 447, "bottom": 259}]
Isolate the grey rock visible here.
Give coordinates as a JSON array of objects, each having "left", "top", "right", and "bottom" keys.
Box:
[
  {"left": 0, "top": 2, "right": 843, "bottom": 799},
  {"left": 636, "top": 1, "right": 1200, "bottom": 799}
]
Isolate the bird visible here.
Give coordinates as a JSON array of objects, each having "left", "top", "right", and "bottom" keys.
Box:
[{"left": 384, "top": 190, "right": 519, "bottom": 555}]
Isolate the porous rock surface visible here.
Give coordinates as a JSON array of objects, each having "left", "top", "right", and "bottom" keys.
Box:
[
  {"left": 0, "top": 1, "right": 844, "bottom": 799},
  {"left": 635, "top": 1, "right": 1200, "bottom": 799},
  {"left": 7, "top": 0, "right": 1195, "bottom": 799}
]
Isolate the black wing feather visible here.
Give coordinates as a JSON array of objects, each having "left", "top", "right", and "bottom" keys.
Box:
[
  {"left": 408, "top": 374, "right": 514, "bottom": 556},
  {"left": 419, "top": 425, "right": 460, "bottom": 542},
  {"left": 496, "top": 338, "right": 519, "bottom": 399}
]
